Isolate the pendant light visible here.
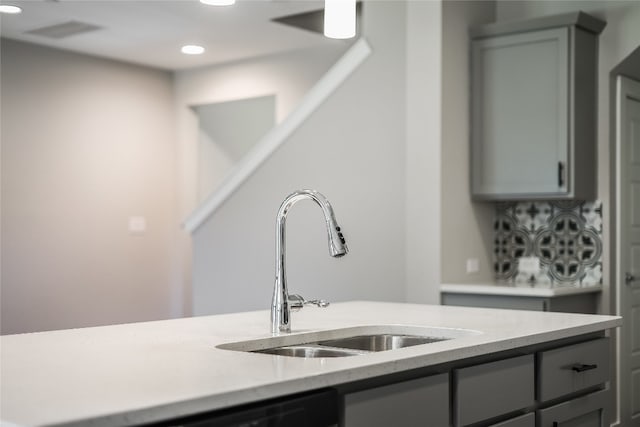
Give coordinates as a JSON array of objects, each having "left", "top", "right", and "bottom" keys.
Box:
[
  {"left": 199, "top": 0, "right": 236, "bottom": 6},
  {"left": 324, "top": 0, "right": 356, "bottom": 39}
]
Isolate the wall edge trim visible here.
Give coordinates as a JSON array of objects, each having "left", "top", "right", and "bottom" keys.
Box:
[{"left": 183, "top": 37, "right": 372, "bottom": 233}]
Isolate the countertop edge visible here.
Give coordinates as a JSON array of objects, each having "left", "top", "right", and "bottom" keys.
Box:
[{"left": 440, "top": 283, "right": 604, "bottom": 297}]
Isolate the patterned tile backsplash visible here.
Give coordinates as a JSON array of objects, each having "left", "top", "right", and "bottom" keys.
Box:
[{"left": 494, "top": 201, "right": 603, "bottom": 288}]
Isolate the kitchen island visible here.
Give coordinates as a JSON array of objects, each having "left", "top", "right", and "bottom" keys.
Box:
[{"left": 0, "top": 301, "right": 622, "bottom": 427}]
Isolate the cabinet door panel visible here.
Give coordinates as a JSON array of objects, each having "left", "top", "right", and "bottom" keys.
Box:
[
  {"left": 491, "top": 412, "right": 535, "bottom": 427},
  {"left": 455, "top": 354, "right": 534, "bottom": 426},
  {"left": 538, "top": 338, "right": 609, "bottom": 402},
  {"left": 343, "top": 373, "right": 449, "bottom": 427},
  {"left": 441, "top": 293, "right": 547, "bottom": 311},
  {"left": 555, "top": 411, "right": 601, "bottom": 427},
  {"left": 537, "top": 389, "right": 607, "bottom": 427},
  {"left": 471, "top": 28, "right": 569, "bottom": 197}
]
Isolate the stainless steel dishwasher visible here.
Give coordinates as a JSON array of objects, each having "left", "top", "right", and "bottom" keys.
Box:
[{"left": 155, "top": 389, "right": 339, "bottom": 427}]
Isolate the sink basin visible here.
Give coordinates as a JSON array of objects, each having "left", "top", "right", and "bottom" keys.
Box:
[
  {"left": 316, "top": 334, "right": 447, "bottom": 352},
  {"left": 217, "top": 325, "right": 482, "bottom": 358},
  {"left": 254, "top": 345, "right": 363, "bottom": 358}
]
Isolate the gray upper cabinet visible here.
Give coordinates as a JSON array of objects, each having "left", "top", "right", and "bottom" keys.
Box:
[{"left": 470, "top": 12, "right": 605, "bottom": 200}]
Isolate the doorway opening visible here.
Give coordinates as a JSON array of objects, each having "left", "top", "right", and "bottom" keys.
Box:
[{"left": 613, "top": 46, "right": 640, "bottom": 427}]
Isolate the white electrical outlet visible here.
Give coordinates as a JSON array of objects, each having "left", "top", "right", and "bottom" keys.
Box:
[
  {"left": 128, "top": 216, "right": 147, "bottom": 235},
  {"left": 466, "top": 258, "right": 480, "bottom": 274},
  {"left": 518, "top": 256, "right": 540, "bottom": 275}
]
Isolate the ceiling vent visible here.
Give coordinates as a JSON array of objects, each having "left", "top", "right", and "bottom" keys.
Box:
[
  {"left": 272, "top": 8, "right": 324, "bottom": 35},
  {"left": 26, "top": 21, "right": 102, "bottom": 39}
]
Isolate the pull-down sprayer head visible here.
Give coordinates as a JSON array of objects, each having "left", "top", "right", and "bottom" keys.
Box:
[{"left": 327, "top": 217, "right": 348, "bottom": 258}]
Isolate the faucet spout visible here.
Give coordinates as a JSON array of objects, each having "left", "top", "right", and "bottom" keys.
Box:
[{"left": 271, "top": 190, "right": 348, "bottom": 334}]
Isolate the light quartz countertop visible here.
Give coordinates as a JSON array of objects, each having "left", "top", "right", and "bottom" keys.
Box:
[
  {"left": 440, "top": 283, "right": 603, "bottom": 297},
  {"left": 0, "top": 301, "right": 621, "bottom": 427}
]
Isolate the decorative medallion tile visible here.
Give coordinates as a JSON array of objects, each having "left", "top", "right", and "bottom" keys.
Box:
[{"left": 494, "top": 201, "right": 603, "bottom": 288}]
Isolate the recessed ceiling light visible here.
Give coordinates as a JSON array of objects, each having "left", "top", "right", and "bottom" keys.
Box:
[
  {"left": 181, "top": 45, "right": 205, "bottom": 55},
  {"left": 0, "top": 5, "right": 22, "bottom": 14},
  {"left": 199, "top": 0, "right": 236, "bottom": 5}
]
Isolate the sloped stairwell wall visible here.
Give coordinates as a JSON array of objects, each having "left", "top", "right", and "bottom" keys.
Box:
[{"left": 191, "top": 1, "right": 412, "bottom": 315}]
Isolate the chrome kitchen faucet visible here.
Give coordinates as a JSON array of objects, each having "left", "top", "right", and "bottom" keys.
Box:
[{"left": 271, "top": 190, "right": 348, "bottom": 334}]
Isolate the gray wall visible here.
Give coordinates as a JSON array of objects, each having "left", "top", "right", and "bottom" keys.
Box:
[
  {"left": 192, "top": 1, "right": 410, "bottom": 315},
  {"left": 195, "top": 95, "right": 276, "bottom": 202},
  {"left": 405, "top": 0, "right": 444, "bottom": 304},
  {"left": 173, "top": 43, "right": 350, "bottom": 316},
  {"left": 436, "top": 0, "right": 640, "bottom": 294},
  {"left": 0, "top": 38, "right": 346, "bottom": 333},
  {"left": 1, "top": 39, "right": 177, "bottom": 334},
  {"left": 440, "top": 1, "right": 496, "bottom": 285},
  {"left": 190, "top": 0, "right": 499, "bottom": 315},
  {"left": 496, "top": 0, "right": 640, "bottom": 319},
  {"left": 494, "top": 3, "right": 640, "bottom": 425},
  {"left": 7, "top": 0, "right": 636, "bottom": 335}
]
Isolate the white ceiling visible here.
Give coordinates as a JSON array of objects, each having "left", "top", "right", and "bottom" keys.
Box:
[{"left": 0, "top": 0, "right": 341, "bottom": 70}]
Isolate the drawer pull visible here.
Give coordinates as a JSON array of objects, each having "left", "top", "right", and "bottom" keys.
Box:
[
  {"left": 570, "top": 363, "right": 598, "bottom": 373},
  {"left": 558, "top": 162, "right": 565, "bottom": 187}
]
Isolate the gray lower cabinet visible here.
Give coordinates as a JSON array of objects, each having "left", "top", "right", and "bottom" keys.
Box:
[
  {"left": 343, "top": 373, "right": 449, "bottom": 426},
  {"left": 536, "top": 338, "right": 610, "bottom": 427},
  {"left": 491, "top": 413, "right": 535, "bottom": 427},
  {"left": 537, "top": 390, "right": 608, "bottom": 427},
  {"left": 537, "top": 338, "right": 609, "bottom": 402},
  {"left": 340, "top": 336, "right": 611, "bottom": 427},
  {"left": 454, "top": 355, "right": 534, "bottom": 426},
  {"left": 441, "top": 292, "right": 598, "bottom": 314}
]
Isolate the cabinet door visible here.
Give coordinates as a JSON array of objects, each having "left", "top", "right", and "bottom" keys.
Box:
[
  {"left": 441, "top": 292, "right": 548, "bottom": 311},
  {"left": 471, "top": 27, "right": 569, "bottom": 198},
  {"left": 537, "top": 390, "right": 607, "bottom": 427},
  {"left": 537, "top": 338, "right": 609, "bottom": 402},
  {"left": 491, "top": 413, "right": 535, "bottom": 427},
  {"left": 455, "top": 354, "right": 534, "bottom": 426},
  {"left": 343, "top": 373, "right": 449, "bottom": 427}
]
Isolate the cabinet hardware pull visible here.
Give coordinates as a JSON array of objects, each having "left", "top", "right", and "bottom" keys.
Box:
[
  {"left": 626, "top": 272, "right": 636, "bottom": 285},
  {"left": 571, "top": 363, "right": 597, "bottom": 372},
  {"left": 558, "top": 162, "right": 565, "bottom": 187}
]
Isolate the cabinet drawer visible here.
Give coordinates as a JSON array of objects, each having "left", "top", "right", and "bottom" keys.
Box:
[
  {"left": 538, "top": 338, "right": 609, "bottom": 402},
  {"left": 491, "top": 413, "right": 535, "bottom": 427},
  {"left": 537, "top": 389, "right": 608, "bottom": 427},
  {"left": 344, "top": 373, "right": 449, "bottom": 427},
  {"left": 454, "top": 354, "right": 534, "bottom": 426}
]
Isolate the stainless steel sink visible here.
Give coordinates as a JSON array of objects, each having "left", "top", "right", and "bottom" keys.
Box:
[
  {"left": 252, "top": 334, "right": 448, "bottom": 357},
  {"left": 254, "top": 345, "right": 363, "bottom": 358},
  {"left": 217, "top": 325, "right": 482, "bottom": 358},
  {"left": 316, "top": 334, "right": 447, "bottom": 352}
]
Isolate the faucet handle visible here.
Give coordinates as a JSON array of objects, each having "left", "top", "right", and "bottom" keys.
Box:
[
  {"left": 306, "top": 299, "right": 330, "bottom": 308},
  {"left": 288, "top": 294, "right": 330, "bottom": 311}
]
